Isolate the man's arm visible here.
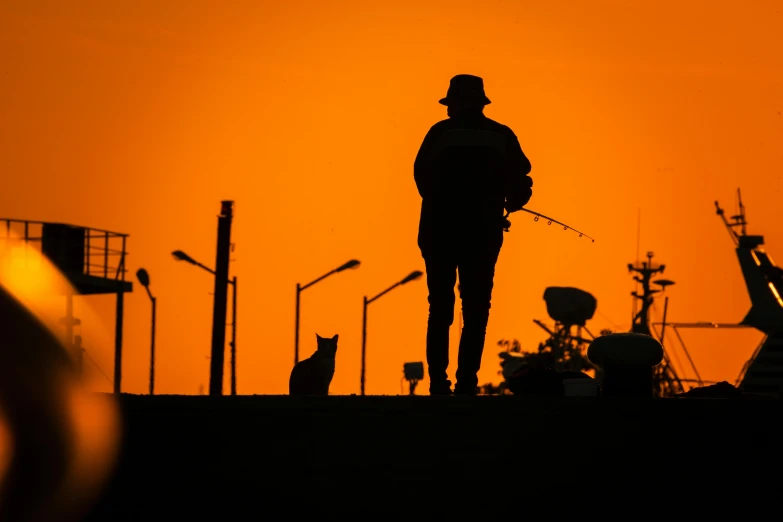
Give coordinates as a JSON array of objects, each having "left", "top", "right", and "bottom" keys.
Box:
[
  {"left": 504, "top": 130, "right": 533, "bottom": 212},
  {"left": 507, "top": 131, "right": 532, "bottom": 176},
  {"left": 413, "top": 125, "right": 441, "bottom": 199}
]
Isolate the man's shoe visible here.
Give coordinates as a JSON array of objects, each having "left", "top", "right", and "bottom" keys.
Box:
[
  {"left": 454, "top": 385, "right": 478, "bottom": 396},
  {"left": 430, "top": 380, "right": 453, "bottom": 396}
]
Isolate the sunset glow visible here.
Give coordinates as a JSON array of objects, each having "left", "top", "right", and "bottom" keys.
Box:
[{"left": 1, "top": 0, "right": 781, "bottom": 396}]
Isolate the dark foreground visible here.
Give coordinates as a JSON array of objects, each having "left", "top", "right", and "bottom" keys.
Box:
[{"left": 85, "top": 394, "right": 783, "bottom": 521}]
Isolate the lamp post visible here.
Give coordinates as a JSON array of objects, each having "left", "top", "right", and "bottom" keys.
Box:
[
  {"left": 172, "top": 249, "right": 239, "bottom": 395},
  {"left": 294, "top": 259, "right": 360, "bottom": 365},
  {"left": 136, "top": 268, "right": 157, "bottom": 396},
  {"left": 230, "top": 274, "right": 237, "bottom": 396},
  {"left": 361, "top": 270, "right": 423, "bottom": 396}
]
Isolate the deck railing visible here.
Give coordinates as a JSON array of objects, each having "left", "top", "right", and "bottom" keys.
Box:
[{"left": 1, "top": 218, "right": 129, "bottom": 282}]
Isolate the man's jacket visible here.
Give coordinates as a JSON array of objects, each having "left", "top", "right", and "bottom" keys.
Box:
[{"left": 414, "top": 113, "right": 532, "bottom": 254}]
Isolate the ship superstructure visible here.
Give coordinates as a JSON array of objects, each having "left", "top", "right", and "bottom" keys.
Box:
[{"left": 716, "top": 190, "right": 783, "bottom": 395}]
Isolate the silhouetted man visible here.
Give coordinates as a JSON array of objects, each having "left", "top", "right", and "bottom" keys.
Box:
[{"left": 414, "top": 74, "right": 533, "bottom": 395}]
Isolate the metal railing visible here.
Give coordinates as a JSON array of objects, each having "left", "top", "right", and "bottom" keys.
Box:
[{"left": 1, "top": 218, "right": 129, "bottom": 282}]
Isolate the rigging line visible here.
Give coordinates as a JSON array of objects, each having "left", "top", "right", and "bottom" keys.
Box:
[
  {"left": 650, "top": 321, "right": 686, "bottom": 380},
  {"left": 735, "top": 334, "right": 767, "bottom": 386},
  {"left": 654, "top": 338, "right": 686, "bottom": 392},
  {"left": 581, "top": 325, "right": 596, "bottom": 340},
  {"left": 672, "top": 326, "right": 703, "bottom": 385},
  {"left": 650, "top": 300, "right": 703, "bottom": 384},
  {"left": 596, "top": 309, "right": 623, "bottom": 329},
  {"left": 608, "top": 323, "right": 632, "bottom": 332},
  {"left": 650, "top": 302, "right": 682, "bottom": 369},
  {"left": 650, "top": 302, "right": 687, "bottom": 379},
  {"left": 82, "top": 348, "right": 113, "bottom": 386}
]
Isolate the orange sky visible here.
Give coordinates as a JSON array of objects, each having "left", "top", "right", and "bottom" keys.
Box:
[{"left": 1, "top": 0, "right": 781, "bottom": 396}]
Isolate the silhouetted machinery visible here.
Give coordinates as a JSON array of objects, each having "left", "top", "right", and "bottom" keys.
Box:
[
  {"left": 403, "top": 362, "right": 424, "bottom": 395},
  {"left": 542, "top": 287, "right": 597, "bottom": 327},
  {"left": 1, "top": 219, "right": 133, "bottom": 392},
  {"left": 499, "top": 287, "right": 599, "bottom": 385}
]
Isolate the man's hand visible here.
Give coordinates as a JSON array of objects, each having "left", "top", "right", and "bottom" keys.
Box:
[{"left": 505, "top": 175, "right": 533, "bottom": 213}]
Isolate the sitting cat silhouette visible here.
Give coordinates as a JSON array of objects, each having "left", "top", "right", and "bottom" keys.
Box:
[{"left": 289, "top": 334, "right": 338, "bottom": 395}]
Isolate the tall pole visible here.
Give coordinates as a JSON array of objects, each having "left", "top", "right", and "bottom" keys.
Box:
[
  {"left": 293, "top": 260, "right": 361, "bottom": 367},
  {"left": 660, "top": 296, "right": 669, "bottom": 348},
  {"left": 149, "top": 296, "right": 157, "bottom": 395},
  {"left": 294, "top": 283, "right": 301, "bottom": 365},
  {"left": 230, "top": 276, "right": 237, "bottom": 396},
  {"left": 361, "top": 296, "right": 368, "bottom": 396},
  {"left": 358, "top": 272, "right": 422, "bottom": 396},
  {"left": 209, "top": 200, "right": 233, "bottom": 396},
  {"left": 114, "top": 290, "right": 124, "bottom": 394}
]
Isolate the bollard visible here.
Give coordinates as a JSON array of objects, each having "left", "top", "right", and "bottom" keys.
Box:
[{"left": 587, "top": 333, "right": 664, "bottom": 397}]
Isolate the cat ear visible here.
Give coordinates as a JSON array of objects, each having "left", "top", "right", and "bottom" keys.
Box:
[
  {"left": 316, "top": 334, "right": 322, "bottom": 341},
  {"left": 332, "top": 334, "right": 339, "bottom": 342}
]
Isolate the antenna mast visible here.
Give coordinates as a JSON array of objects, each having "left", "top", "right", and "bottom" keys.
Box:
[
  {"left": 628, "top": 251, "right": 684, "bottom": 397},
  {"left": 715, "top": 188, "right": 748, "bottom": 247},
  {"left": 632, "top": 209, "right": 641, "bottom": 324},
  {"left": 738, "top": 188, "right": 747, "bottom": 237}
]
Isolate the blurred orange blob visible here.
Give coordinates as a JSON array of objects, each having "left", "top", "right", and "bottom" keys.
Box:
[
  {"left": 50, "top": 384, "right": 121, "bottom": 522},
  {"left": 0, "top": 230, "right": 121, "bottom": 522},
  {"left": 0, "top": 408, "right": 12, "bottom": 496}
]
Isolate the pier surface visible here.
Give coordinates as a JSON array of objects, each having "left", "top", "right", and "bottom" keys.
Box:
[{"left": 85, "top": 394, "right": 782, "bottom": 520}]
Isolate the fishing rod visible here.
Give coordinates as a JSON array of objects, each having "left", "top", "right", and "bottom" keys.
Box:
[{"left": 503, "top": 208, "right": 595, "bottom": 242}]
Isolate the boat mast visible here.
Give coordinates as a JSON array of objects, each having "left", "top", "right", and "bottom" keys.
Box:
[{"left": 628, "top": 252, "right": 685, "bottom": 397}]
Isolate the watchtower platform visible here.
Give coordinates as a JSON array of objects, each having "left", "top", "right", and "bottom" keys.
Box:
[{"left": 1, "top": 218, "right": 132, "bottom": 392}]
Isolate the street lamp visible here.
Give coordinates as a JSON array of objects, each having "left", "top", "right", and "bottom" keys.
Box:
[
  {"left": 172, "top": 250, "right": 215, "bottom": 275},
  {"left": 172, "top": 249, "right": 239, "bottom": 395},
  {"left": 294, "top": 259, "right": 360, "bottom": 365},
  {"left": 361, "top": 270, "right": 423, "bottom": 396},
  {"left": 136, "top": 268, "right": 157, "bottom": 396}
]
